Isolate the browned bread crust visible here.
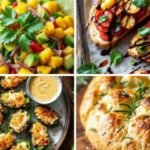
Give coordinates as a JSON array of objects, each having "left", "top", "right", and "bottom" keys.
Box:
[{"left": 80, "top": 76, "right": 150, "bottom": 150}]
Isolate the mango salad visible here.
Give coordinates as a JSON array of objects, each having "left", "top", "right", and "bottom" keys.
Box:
[{"left": 0, "top": 0, "right": 74, "bottom": 74}]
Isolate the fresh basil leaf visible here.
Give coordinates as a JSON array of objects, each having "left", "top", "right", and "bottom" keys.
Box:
[
  {"left": 110, "top": 50, "right": 123, "bottom": 65},
  {"left": 138, "top": 27, "right": 150, "bottom": 36},
  {"left": 131, "top": 0, "right": 150, "bottom": 8},
  {"left": 99, "top": 15, "right": 108, "bottom": 23},
  {"left": 78, "top": 63, "right": 100, "bottom": 74}
]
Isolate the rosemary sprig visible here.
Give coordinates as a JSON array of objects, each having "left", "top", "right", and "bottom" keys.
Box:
[
  {"left": 136, "top": 82, "right": 148, "bottom": 100},
  {"left": 114, "top": 98, "right": 140, "bottom": 117},
  {"left": 114, "top": 81, "right": 149, "bottom": 117}
]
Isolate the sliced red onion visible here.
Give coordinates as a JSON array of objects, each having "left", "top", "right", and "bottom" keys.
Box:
[
  {"left": 9, "top": 64, "right": 20, "bottom": 69},
  {"left": 49, "top": 16, "right": 55, "bottom": 22},
  {"left": 28, "top": 7, "right": 38, "bottom": 17},
  {"left": 10, "top": 46, "right": 20, "bottom": 58},
  {"left": 53, "top": 49, "right": 63, "bottom": 56},
  {"left": 0, "top": 54, "right": 7, "bottom": 65},
  {"left": 18, "top": 61, "right": 36, "bottom": 72}
]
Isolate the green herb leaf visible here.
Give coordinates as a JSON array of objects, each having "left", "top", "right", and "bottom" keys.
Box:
[
  {"left": 131, "top": 0, "right": 150, "bottom": 8},
  {"left": 77, "top": 63, "right": 100, "bottom": 74},
  {"left": 136, "top": 82, "right": 148, "bottom": 100},
  {"left": 0, "top": 29, "right": 17, "bottom": 44},
  {"left": 110, "top": 50, "right": 123, "bottom": 65},
  {"left": 99, "top": 15, "right": 108, "bottom": 23},
  {"left": 27, "top": 18, "right": 43, "bottom": 33},
  {"left": 0, "top": 8, "right": 43, "bottom": 51},
  {"left": 138, "top": 27, "right": 150, "bottom": 36},
  {"left": 0, "top": 7, "right": 16, "bottom": 26},
  {"left": 18, "top": 34, "right": 30, "bottom": 51}
]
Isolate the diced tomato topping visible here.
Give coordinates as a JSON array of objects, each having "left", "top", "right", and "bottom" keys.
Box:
[
  {"left": 60, "top": 44, "right": 65, "bottom": 49},
  {"left": 146, "top": 21, "right": 150, "bottom": 28},
  {"left": 97, "top": 25, "right": 109, "bottom": 33},
  {"left": 100, "top": 31, "right": 109, "bottom": 41},
  {"left": 95, "top": 10, "right": 104, "bottom": 22},
  {"left": 13, "top": 23, "right": 20, "bottom": 30},
  {"left": 114, "top": 27, "right": 126, "bottom": 38},
  {"left": 100, "top": 11, "right": 113, "bottom": 28},
  {"left": 12, "top": 2, "right": 18, "bottom": 8},
  {"left": 30, "top": 41, "right": 43, "bottom": 53},
  {"left": 8, "top": 23, "right": 20, "bottom": 30},
  {"left": 134, "top": 8, "right": 147, "bottom": 19}
]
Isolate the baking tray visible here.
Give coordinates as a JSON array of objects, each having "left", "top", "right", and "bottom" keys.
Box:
[
  {"left": 0, "top": 76, "right": 70, "bottom": 150},
  {"left": 77, "top": 0, "right": 150, "bottom": 74}
]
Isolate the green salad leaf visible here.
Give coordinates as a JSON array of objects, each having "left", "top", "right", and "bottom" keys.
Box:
[
  {"left": 78, "top": 63, "right": 100, "bottom": 74},
  {"left": 131, "top": 0, "right": 150, "bottom": 8},
  {"left": 110, "top": 50, "right": 123, "bottom": 65},
  {"left": 138, "top": 27, "right": 150, "bottom": 36}
]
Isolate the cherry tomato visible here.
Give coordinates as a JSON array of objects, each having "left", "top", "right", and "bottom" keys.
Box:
[
  {"left": 97, "top": 25, "right": 109, "bottom": 33},
  {"left": 100, "top": 31, "right": 109, "bottom": 41},
  {"left": 95, "top": 10, "right": 104, "bottom": 22},
  {"left": 146, "top": 21, "right": 150, "bottom": 28},
  {"left": 134, "top": 8, "right": 147, "bottom": 19},
  {"left": 12, "top": 2, "right": 18, "bottom": 8},
  {"left": 60, "top": 43, "right": 65, "bottom": 49},
  {"left": 100, "top": 11, "right": 113, "bottom": 28},
  {"left": 30, "top": 41, "right": 43, "bottom": 53}
]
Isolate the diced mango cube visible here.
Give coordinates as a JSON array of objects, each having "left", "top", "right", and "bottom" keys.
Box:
[
  {"left": 18, "top": 68, "right": 32, "bottom": 74},
  {"left": 44, "top": 22, "right": 55, "bottom": 37},
  {"left": 49, "top": 56, "right": 63, "bottom": 68},
  {"left": 14, "top": 2, "right": 28, "bottom": 14},
  {"left": 37, "top": 66, "right": 52, "bottom": 74},
  {"left": 58, "top": 70, "right": 71, "bottom": 74},
  {"left": 64, "top": 27, "right": 74, "bottom": 36},
  {"left": 43, "top": 1, "right": 59, "bottom": 13},
  {"left": 28, "top": 0, "right": 38, "bottom": 9},
  {"left": 54, "top": 28, "right": 65, "bottom": 39},
  {"left": 39, "top": 48, "right": 54, "bottom": 65},
  {"left": 55, "top": 17, "right": 67, "bottom": 29},
  {"left": 63, "top": 46, "right": 74, "bottom": 56},
  {"left": 64, "top": 16, "right": 74, "bottom": 27},
  {"left": 0, "top": 65, "right": 9, "bottom": 74}
]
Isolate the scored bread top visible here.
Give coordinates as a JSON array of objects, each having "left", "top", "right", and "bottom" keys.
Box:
[{"left": 80, "top": 76, "right": 150, "bottom": 150}]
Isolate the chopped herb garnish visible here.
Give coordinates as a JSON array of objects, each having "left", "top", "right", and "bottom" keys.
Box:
[
  {"left": 114, "top": 98, "right": 140, "bottom": 117},
  {"left": 136, "top": 82, "right": 148, "bottom": 100},
  {"left": 131, "top": 0, "right": 150, "bottom": 8},
  {"left": 138, "top": 27, "right": 150, "bottom": 36},
  {"left": 99, "top": 15, "right": 108, "bottom": 23}
]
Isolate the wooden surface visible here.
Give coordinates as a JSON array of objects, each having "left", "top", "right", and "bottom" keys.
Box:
[
  {"left": 77, "top": 87, "right": 94, "bottom": 150},
  {"left": 60, "top": 77, "right": 74, "bottom": 150}
]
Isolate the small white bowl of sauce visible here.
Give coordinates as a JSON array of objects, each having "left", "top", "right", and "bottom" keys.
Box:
[{"left": 26, "top": 76, "right": 62, "bottom": 104}]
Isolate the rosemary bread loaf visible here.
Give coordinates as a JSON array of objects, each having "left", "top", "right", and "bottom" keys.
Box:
[{"left": 80, "top": 76, "right": 150, "bottom": 150}]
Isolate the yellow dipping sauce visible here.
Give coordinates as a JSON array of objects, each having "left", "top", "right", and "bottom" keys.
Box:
[{"left": 29, "top": 76, "right": 60, "bottom": 102}]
